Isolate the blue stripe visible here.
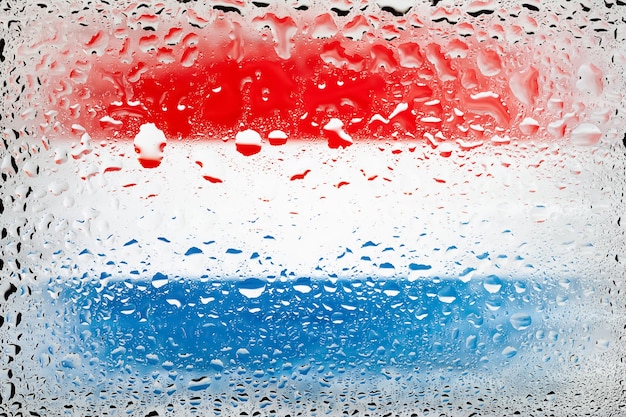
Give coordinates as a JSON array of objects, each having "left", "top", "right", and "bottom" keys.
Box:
[{"left": 61, "top": 275, "right": 565, "bottom": 376}]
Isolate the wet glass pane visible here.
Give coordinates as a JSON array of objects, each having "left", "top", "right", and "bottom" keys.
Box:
[{"left": 1, "top": 1, "right": 625, "bottom": 415}]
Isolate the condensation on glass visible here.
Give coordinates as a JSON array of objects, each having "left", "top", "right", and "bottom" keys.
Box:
[{"left": 1, "top": 0, "right": 625, "bottom": 416}]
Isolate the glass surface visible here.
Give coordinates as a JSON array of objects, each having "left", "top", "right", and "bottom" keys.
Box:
[{"left": 1, "top": 1, "right": 626, "bottom": 415}]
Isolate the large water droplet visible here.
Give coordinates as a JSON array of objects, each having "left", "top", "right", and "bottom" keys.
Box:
[
  {"left": 382, "top": 281, "right": 401, "bottom": 297},
  {"left": 509, "top": 313, "right": 532, "bottom": 331},
  {"left": 483, "top": 275, "right": 503, "bottom": 294},
  {"left": 576, "top": 63, "right": 604, "bottom": 96},
  {"left": 187, "top": 376, "right": 211, "bottom": 391},
  {"left": 238, "top": 278, "right": 267, "bottom": 299},
  {"left": 235, "top": 129, "right": 262, "bottom": 156},
  {"left": 323, "top": 118, "right": 353, "bottom": 148},
  {"left": 133, "top": 123, "right": 167, "bottom": 168},
  {"left": 293, "top": 277, "right": 312, "bottom": 294},
  {"left": 570, "top": 123, "right": 602, "bottom": 146},
  {"left": 502, "top": 346, "right": 518, "bottom": 358},
  {"left": 437, "top": 285, "right": 457, "bottom": 304},
  {"left": 476, "top": 49, "right": 502, "bottom": 76}
]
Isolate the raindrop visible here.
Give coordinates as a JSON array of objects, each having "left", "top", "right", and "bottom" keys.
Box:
[
  {"left": 476, "top": 49, "right": 502, "bottom": 76},
  {"left": 188, "top": 376, "right": 211, "bottom": 391},
  {"left": 238, "top": 278, "right": 267, "bottom": 299},
  {"left": 382, "top": 281, "right": 401, "bottom": 297},
  {"left": 570, "top": 123, "right": 602, "bottom": 146},
  {"left": 485, "top": 296, "right": 503, "bottom": 311},
  {"left": 483, "top": 275, "right": 503, "bottom": 294},
  {"left": 576, "top": 63, "right": 604, "bottom": 96},
  {"left": 437, "top": 286, "right": 457, "bottom": 304},
  {"left": 465, "top": 335, "right": 478, "bottom": 350},
  {"left": 323, "top": 118, "right": 353, "bottom": 148},
  {"left": 268, "top": 130, "right": 288, "bottom": 145},
  {"left": 509, "top": 313, "right": 532, "bottom": 331},
  {"left": 293, "top": 278, "right": 312, "bottom": 294},
  {"left": 235, "top": 129, "right": 262, "bottom": 156},
  {"left": 409, "top": 263, "right": 432, "bottom": 271},
  {"left": 60, "top": 353, "right": 81, "bottom": 369},
  {"left": 331, "top": 311, "right": 344, "bottom": 324},
  {"left": 133, "top": 123, "right": 167, "bottom": 168},
  {"left": 152, "top": 273, "right": 168, "bottom": 288},
  {"left": 502, "top": 346, "right": 518, "bottom": 358}
]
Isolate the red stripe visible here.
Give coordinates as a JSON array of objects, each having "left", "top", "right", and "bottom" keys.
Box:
[{"left": 42, "top": 12, "right": 544, "bottom": 148}]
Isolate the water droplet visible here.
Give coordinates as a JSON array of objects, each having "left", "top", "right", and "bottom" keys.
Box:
[
  {"left": 268, "top": 129, "right": 288, "bottom": 145},
  {"left": 293, "top": 278, "right": 312, "bottom": 294},
  {"left": 514, "top": 281, "right": 527, "bottom": 293},
  {"left": 195, "top": 149, "right": 225, "bottom": 183},
  {"left": 437, "top": 286, "right": 457, "bottom": 304},
  {"left": 570, "top": 123, "right": 602, "bottom": 146},
  {"left": 120, "top": 305, "right": 136, "bottom": 315},
  {"left": 465, "top": 335, "right": 478, "bottom": 350},
  {"left": 238, "top": 278, "right": 267, "bottom": 299},
  {"left": 236, "top": 348, "right": 250, "bottom": 358},
  {"left": 331, "top": 311, "right": 344, "bottom": 324},
  {"left": 467, "top": 91, "right": 510, "bottom": 125},
  {"left": 519, "top": 117, "right": 540, "bottom": 135},
  {"left": 382, "top": 281, "right": 401, "bottom": 297},
  {"left": 235, "top": 129, "right": 262, "bottom": 156},
  {"left": 48, "top": 180, "right": 69, "bottom": 196},
  {"left": 485, "top": 296, "right": 503, "bottom": 311},
  {"left": 476, "top": 49, "right": 502, "bottom": 76},
  {"left": 323, "top": 118, "right": 353, "bottom": 148},
  {"left": 509, "top": 313, "right": 532, "bottom": 331},
  {"left": 252, "top": 13, "right": 297, "bottom": 59},
  {"left": 576, "top": 63, "right": 604, "bottom": 96},
  {"left": 181, "top": 46, "right": 199, "bottom": 67},
  {"left": 188, "top": 376, "right": 211, "bottom": 391},
  {"left": 152, "top": 273, "right": 168, "bottom": 289},
  {"left": 595, "top": 338, "right": 610, "bottom": 352},
  {"left": 409, "top": 263, "right": 432, "bottom": 271},
  {"left": 60, "top": 353, "right": 81, "bottom": 369},
  {"left": 509, "top": 67, "right": 539, "bottom": 106},
  {"left": 210, "top": 359, "right": 224, "bottom": 371},
  {"left": 483, "top": 275, "right": 503, "bottom": 294},
  {"left": 166, "top": 298, "right": 182, "bottom": 308},
  {"left": 133, "top": 123, "right": 167, "bottom": 168},
  {"left": 502, "top": 346, "right": 517, "bottom": 358},
  {"left": 185, "top": 247, "right": 203, "bottom": 256}
]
